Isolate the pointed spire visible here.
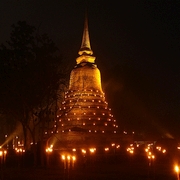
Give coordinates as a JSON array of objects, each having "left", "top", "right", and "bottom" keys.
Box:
[
  {"left": 78, "top": 12, "right": 93, "bottom": 56},
  {"left": 76, "top": 12, "right": 95, "bottom": 64}
]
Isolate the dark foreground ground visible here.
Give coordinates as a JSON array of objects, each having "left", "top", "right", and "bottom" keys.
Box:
[{"left": 1, "top": 152, "right": 179, "bottom": 180}]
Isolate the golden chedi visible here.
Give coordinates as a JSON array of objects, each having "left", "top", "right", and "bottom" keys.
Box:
[{"left": 54, "top": 16, "right": 119, "bottom": 149}]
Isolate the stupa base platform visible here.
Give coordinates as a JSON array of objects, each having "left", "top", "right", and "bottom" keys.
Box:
[{"left": 49, "top": 131, "right": 120, "bottom": 150}]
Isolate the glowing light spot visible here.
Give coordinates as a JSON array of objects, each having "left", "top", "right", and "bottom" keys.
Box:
[
  {"left": 62, "top": 155, "right": 65, "bottom": 160},
  {"left": 89, "top": 148, "right": 96, "bottom": 153},
  {"left": 81, "top": 149, "right": 86, "bottom": 154}
]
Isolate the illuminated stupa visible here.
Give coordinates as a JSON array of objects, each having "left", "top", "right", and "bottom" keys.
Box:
[{"left": 54, "top": 15, "right": 119, "bottom": 149}]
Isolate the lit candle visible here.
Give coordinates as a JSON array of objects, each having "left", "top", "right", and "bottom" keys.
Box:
[
  {"left": 62, "top": 155, "right": 66, "bottom": 169},
  {"left": 72, "top": 156, "right": 76, "bottom": 169}
]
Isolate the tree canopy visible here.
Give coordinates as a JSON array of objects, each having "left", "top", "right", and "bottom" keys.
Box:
[
  {"left": 0, "top": 21, "right": 66, "bottom": 113},
  {"left": 0, "top": 21, "right": 68, "bottom": 150}
]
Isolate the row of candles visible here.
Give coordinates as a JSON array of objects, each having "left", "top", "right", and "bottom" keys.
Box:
[
  {"left": 1, "top": 142, "right": 180, "bottom": 179},
  {"left": 126, "top": 143, "right": 180, "bottom": 180},
  {"left": 61, "top": 154, "right": 76, "bottom": 169},
  {"left": 0, "top": 148, "right": 7, "bottom": 165}
]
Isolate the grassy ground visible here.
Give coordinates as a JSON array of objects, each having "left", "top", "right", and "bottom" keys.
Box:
[{"left": 1, "top": 155, "right": 178, "bottom": 180}]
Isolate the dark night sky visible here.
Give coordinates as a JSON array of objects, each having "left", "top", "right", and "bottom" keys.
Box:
[{"left": 0, "top": 0, "right": 180, "bottom": 139}]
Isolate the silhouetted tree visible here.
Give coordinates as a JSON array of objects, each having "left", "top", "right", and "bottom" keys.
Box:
[{"left": 0, "top": 21, "right": 68, "bottom": 166}]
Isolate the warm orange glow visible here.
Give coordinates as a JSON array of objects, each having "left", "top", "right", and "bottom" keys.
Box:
[
  {"left": 46, "top": 145, "right": 53, "bottom": 153},
  {"left": 130, "top": 150, "right": 134, "bottom": 154},
  {"left": 156, "top": 146, "right": 161, "bottom": 151},
  {"left": 0, "top": 148, "right": 8, "bottom": 159},
  {"left": 81, "top": 149, "right": 86, "bottom": 154},
  {"left": 62, "top": 155, "right": 65, "bottom": 160},
  {"left": 4, "top": 150, "right": 7, "bottom": 154},
  {"left": 89, "top": 148, "right": 96, "bottom": 153},
  {"left": 174, "top": 165, "right": 179, "bottom": 173},
  {"left": 72, "top": 156, "right": 76, "bottom": 161},
  {"left": 147, "top": 153, "right": 155, "bottom": 160},
  {"left": 127, "top": 145, "right": 134, "bottom": 154},
  {"left": 15, "top": 148, "right": 25, "bottom": 153},
  {"left": 54, "top": 15, "right": 120, "bottom": 148},
  {"left": 67, "top": 155, "right": 70, "bottom": 160}
]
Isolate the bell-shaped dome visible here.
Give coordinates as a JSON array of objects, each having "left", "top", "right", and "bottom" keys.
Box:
[{"left": 69, "top": 62, "right": 102, "bottom": 92}]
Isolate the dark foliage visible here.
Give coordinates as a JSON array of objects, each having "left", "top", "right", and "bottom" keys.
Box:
[{"left": 0, "top": 21, "right": 66, "bottom": 116}]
